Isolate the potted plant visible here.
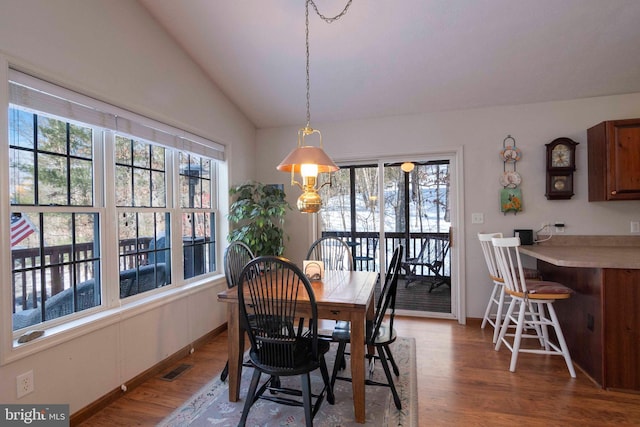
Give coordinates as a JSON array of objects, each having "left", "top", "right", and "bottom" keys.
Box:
[{"left": 228, "top": 182, "right": 291, "bottom": 256}]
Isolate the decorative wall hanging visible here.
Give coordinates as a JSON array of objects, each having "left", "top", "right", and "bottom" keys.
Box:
[{"left": 500, "top": 135, "right": 523, "bottom": 214}]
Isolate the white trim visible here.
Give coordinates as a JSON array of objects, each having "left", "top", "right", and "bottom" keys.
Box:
[
  {"left": 0, "top": 55, "right": 14, "bottom": 364},
  {"left": 313, "top": 148, "right": 466, "bottom": 323},
  {"left": 453, "top": 146, "right": 466, "bottom": 325}
]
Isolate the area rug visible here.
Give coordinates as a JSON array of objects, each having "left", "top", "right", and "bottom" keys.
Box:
[{"left": 159, "top": 336, "right": 417, "bottom": 426}]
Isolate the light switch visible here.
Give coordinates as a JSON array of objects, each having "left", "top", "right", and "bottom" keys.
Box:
[{"left": 471, "top": 213, "right": 484, "bottom": 224}]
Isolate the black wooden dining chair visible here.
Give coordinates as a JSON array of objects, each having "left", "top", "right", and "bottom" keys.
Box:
[
  {"left": 238, "top": 256, "right": 334, "bottom": 427},
  {"left": 220, "top": 241, "right": 254, "bottom": 382},
  {"left": 306, "top": 236, "right": 353, "bottom": 271},
  {"left": 330, "top": 245, "right": 404, "bottom": 410}
]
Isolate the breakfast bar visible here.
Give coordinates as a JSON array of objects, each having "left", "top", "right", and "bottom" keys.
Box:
[{"left": 519, "top": 236, "right": 640, "bottom": 392}]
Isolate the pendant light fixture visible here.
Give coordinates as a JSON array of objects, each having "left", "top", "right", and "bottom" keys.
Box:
[
  {"left": 277, "top": 0, "right": 352, "bottom": 213},
  {"left": 401, "top": 162, "right": 415, "bottom": 173}
]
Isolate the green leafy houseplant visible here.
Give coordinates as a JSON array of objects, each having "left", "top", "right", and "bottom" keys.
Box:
[{"left": 228, "top": 182, "right": 291, "bottom": 256}]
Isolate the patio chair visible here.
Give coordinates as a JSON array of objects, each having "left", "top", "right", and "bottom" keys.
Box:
[
  {"left": 402, "top": 234, "right": 450, "bottom": 292},
  {"left": 330, "top": 245, "right": 404, "bottom": 410},
  {"left": 238, "top": 256, "right": 334, "bottom": 427},
  {"left": 220, "top": 241, "right": 255, "bottom": 382}
]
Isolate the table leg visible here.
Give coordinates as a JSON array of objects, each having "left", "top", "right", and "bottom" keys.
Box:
[
  {"left": 352, "top": 287, "right": 376, "bottom": 423},
  {"left": 350, "top": 309, "right": 366, "bottom": 423},
  {"left": 227, "top": 303, "right": 244, "bottom": 402}
]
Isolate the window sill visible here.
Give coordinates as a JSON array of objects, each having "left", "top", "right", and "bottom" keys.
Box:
[{"left": 2, "top": 273, "right": 226, "bottom": 366}]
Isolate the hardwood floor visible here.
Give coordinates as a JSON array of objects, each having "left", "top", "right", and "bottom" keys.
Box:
[{"left": 78, "top": 317, "right": 640, "bottom": 426}]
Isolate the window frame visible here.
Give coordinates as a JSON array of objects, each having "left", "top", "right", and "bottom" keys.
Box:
[{"left": 1, "top": 64, "right": 225, "bottom": 364}]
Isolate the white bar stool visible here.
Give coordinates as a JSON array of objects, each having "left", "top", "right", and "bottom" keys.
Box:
[
  {"left": 478, "top": 232, "right": 508, "bottom": 343},
  {"left": 492, "top": 236, "right": 576, "bottom": 378}
]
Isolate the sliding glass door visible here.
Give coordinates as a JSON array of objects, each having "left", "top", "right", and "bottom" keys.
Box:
[{"left": 319, "top": 159, "right": 454, "bottom": 317}]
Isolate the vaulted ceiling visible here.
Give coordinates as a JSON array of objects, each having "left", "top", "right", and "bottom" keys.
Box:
[{"left": 139, "top": 0, "right": 640, "bottom": 129}]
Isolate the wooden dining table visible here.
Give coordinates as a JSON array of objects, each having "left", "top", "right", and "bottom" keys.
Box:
[{"left": 217, "top": 269, "right": 378, "bottom": 424}]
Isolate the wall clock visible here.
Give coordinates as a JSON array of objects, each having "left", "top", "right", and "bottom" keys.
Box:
[{"left": 545, "top": 137, "right": 579, "bottom": 200}]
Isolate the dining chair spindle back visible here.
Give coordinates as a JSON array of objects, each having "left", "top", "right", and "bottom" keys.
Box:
[{"left": 306, "top": 236, "right": 354, "bottom": 271}]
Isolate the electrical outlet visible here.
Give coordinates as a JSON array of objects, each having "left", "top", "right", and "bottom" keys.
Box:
[
  {"left": 554, "top": 222, "right": 565, "bottom": 233},
  {"left": 631, "top": 221, "right": 640, "bottom": 233},
  {"left": 16, "top": 370, "right": 34, "bottom": 398},
  {"left": 471, "top": 213, "right": 484, "bottom": 224}
]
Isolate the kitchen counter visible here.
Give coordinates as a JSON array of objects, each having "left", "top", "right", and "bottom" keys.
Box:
[
  {"left": 518, "top": 235, "right": 640, "bottom": 392},
  {"left": 519, "top": 245, "right": 640, "bottom": 269}
]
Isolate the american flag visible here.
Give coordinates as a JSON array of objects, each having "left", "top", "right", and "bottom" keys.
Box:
[{"left": 11, "top": 213, "right": 36, "bottom": 247}]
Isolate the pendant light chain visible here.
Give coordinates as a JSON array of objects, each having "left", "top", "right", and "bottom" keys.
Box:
[
  {"left": 305, "top": 0, "right": 354, "bottom": 127},
  {"left": 308, "top": 0, "right": 353, "bottom": 23}
]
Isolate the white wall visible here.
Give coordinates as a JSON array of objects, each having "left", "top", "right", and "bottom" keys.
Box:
[
  {"left": 256, "top": 93, "right": 640, "bottom": 319},
  {"left": 0, "top": 0, "right": 255, "bottom": 413}
]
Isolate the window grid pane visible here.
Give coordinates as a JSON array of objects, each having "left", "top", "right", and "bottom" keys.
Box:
[
  {"left": 9, "top": 109, "right": 95, "bottom": 207},
  {"left": 181, "top": 211, "right": 215, "bottom": 279},
  {"left": 117, "top": 211, "right": 171, "bottom": 298},
  {"left": 11, "top": 212, "right": 101, "bottom": 331},
  {"left": 115, "top": 136, "right": 166, "bottom": 208}
]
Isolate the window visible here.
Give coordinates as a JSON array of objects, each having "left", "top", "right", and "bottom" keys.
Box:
[
  {"left": 115, "top": 136, "right": 171, "bottom": 298},
  {"left": 10, "top": 109, "right": 101, "bottom": 330},
  {"left": 7, "top": 70, "right": 224, "bottom": 335},
  {"left": 179, "top": 153, "right": 216, "bottom": 279}
]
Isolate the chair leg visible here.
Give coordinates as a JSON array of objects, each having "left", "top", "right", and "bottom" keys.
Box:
[
  {"left": 527, "top": 301, "right": 546, "bottom": 348},
  {"left": 509, "top": 299, "right": 527, "bottom": 373},
  {"left": 301, "top": 373, "right": 313, "bottom": 427},
  {"left": 376, "top": 345, "right": 402, "bottom": 410},
  {"left": 383, "top": 344, "right": 400, "bottom": 377},
  {"left": 220, "top": 361, "right": 229, "bottom": 381},
  {"left": 493, "top": 286, "right": 508, "bottom": 344},
  {"left": 538, "top": 302, "right": 551, "bottom": 350},
  {"left": 481, "top": 282, "right": 499, "bottom": 329},
  {"left": 239, "top": 368, "right": 262, "bottom": 427},
  {"left": 331, "top": 341, "right": 347, "bottom": 389},
  {"left": 319, "top": 355, "right": 335, "bottom": 405},
  {"left": 547, "top": 303, "right": 577, "bottom": 378},
  {"left": 495, "top": 298, "right": 516, "bottom": 351}
]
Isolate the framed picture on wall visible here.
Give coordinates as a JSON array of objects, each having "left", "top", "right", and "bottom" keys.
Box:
[{"left": 500, "top": 187, "right": 523, "bottom": 214}]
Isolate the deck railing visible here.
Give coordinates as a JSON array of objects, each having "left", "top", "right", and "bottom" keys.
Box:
[
  {"left": 12, "top": 237, "right": 153, "bottom": 312},
  {"left": 321, "top": 231, "right": 451, "bottom": 278}
]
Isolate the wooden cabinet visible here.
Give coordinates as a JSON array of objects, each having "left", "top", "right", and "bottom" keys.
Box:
[
  {"left": 588, "top": 118, "right": 640, "bottom": 201},
  {"left": 538, "top": 261, "right": 640, "bottom": 391}
]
